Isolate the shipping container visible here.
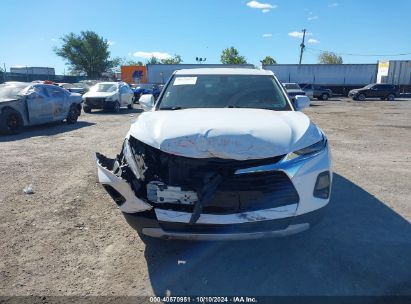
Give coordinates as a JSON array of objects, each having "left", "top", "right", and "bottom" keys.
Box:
[
  {"left": 10, "top": 66, "right": 55, "bottom": 76},
  {"left": 121, "top": 66, "right": 147, "bottom": 84},
  {"left": 147, "top": 64, "right": 255, "bottom": 84},
  {"left": 264, "top": 64, "right": 377, "bottom": 85},
  {"left": 384, "top": 60, "right": 411, "bottom": 86}
]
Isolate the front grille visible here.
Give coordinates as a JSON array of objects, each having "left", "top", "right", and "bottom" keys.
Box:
[
  {"left": 128, "top": 136, "right": 299, "bottom": 214},
  {"left": 86, "top": 97, "right": 106, "bottom": 108}
]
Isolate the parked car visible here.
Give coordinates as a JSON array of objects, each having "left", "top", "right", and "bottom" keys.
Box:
[
  {"left": 0, "top": 82, "right": 82, "bottom": 134},
  {"left": 300, "top": 84, "right": 333, "bottom": 100},
  {"left": 82, "top": 82, "right": 134, "bottom": 113},
  {"left": 282, "top": 83, "right": 306, "bottom": 100},
  {"left": 58, "top": 83, "right": 89, "bottom": 95},
  {"left": 132, "top": 84, "right": 162, "bottom": 102},
  {"left": 348, "top": 84, "right": 398, "bottom": 101},
  {"left": 96, "top": 68, "right": 332, "bottom": 241}
]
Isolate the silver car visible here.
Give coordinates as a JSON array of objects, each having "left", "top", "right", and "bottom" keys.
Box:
[{"left": 0, "top": 82, "right": 83, "bottom": 134}]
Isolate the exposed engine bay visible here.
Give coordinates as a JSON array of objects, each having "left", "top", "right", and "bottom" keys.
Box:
[{"left": 97, "top": 136, "right": 300, "bottom": 224}]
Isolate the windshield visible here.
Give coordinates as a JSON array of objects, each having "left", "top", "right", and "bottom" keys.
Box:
[
  {"left": 90, "top": 83, "right": 117, "bottom": 93},
  {"left": 284, "top": 83, "right": 301, "bottom": 90},
  {"left": 0, "top": 82, "right": 30, "bottom": 100},
  {"left": 158, "top": 75, "right": 291, "bottom": 111},
  {"left": 363, "top": 84, "right": 374, "bottom": 89}
]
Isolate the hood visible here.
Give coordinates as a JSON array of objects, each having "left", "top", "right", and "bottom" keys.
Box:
[
  {"left": 0, "top": 98, "right": 20, "bottom": 103},
  {"left": 82, "top": 91, "right": 116, "bottom": 98},
  {"left": 128, "top": 108, "right": 323, "bottom": 160}
]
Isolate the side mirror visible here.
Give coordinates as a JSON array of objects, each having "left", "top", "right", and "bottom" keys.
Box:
[
  {"left": 294, "top": 95, "right": 310, "bottom": 111},
  {"left": 139, "top": 94, "right": 155, "bottom": 111}
]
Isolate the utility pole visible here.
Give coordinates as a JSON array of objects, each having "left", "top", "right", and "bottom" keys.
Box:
[{"left": 299, "top": 29, "right": 306, "bottom": 65}]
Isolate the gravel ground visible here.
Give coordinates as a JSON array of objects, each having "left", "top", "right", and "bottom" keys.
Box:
[{"left": 0, "top": 98, "right": 410, "bottom": 297}]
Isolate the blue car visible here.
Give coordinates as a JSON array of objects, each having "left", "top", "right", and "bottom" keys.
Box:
[{"left": 133, "top": 84, "right": 162, "bottom": 103}]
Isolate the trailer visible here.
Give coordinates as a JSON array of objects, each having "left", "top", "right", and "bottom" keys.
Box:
[
  {"left": 146, "top": 64, "right": 255, "bottom": 84},
  {"left": 263, "top": 64, "right": 378, "bottom": 95}
]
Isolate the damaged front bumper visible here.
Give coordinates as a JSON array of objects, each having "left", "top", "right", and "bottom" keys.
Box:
[{"left": 96, "top": 137, "right": 331, "bottom": 240}]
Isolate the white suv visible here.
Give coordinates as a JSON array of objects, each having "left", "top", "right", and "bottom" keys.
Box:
[
  {"left": 96, "top": 68, "right": 332, "bottom": 241},
  {"left": 82, "top": 82, "right": 134, "bottom": 113}
]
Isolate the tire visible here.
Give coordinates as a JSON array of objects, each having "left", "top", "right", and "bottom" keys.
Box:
[
  {"left": 357, "top": 94, "right": 366, "bottom": 101},
  {"left": 112, "top": 101, "right": 120, "bottom": 113},
  {"left": 83, "top": 105, "right": 92, "bottom": 113},
  {"left": 66, "top": 104, "right": 80, "bottom": 124},
  {"left": 0, "top": 108, "right": 24, "bottom": 134},
  {"left": 134, "top": 94, "right": 141, "bottom": 104},
  {"left": 127, "top": 102, "right": 133, "bottom": 110},
  {"left": 387, "top": 94, "right": 395, "bottom": 101},
  {"left": 321, "top": 93, "right": 329, "bottom": 101}
]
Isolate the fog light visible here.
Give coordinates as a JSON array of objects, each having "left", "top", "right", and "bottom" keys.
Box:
[{"left": 313, "top": 171, "right": 330, "bottom": 199}]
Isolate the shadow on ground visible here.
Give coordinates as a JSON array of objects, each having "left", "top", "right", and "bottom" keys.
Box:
[
  {"left": 0, "top": 121, "right": 95, "bottom": 142},
  {"left": 144, "top": 173, "right": 411, "bottom": 296}
]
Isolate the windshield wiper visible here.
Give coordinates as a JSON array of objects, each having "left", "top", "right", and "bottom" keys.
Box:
[
  {"left": 159, "top": 106, "right": 184, "bottom": 110},
  {"left": 226, "top": 105, "right": 276, "bottom": 111}
]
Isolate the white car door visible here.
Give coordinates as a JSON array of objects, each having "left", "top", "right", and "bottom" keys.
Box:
[
  {"left": 123, "top": 85, "right": 134, "bottom": 105},
  {"left": 303, "top": 84, "right": 314, "bottom": 99},
  {"left": 119, "top": 86, "right": 132, "bottom": 106}
]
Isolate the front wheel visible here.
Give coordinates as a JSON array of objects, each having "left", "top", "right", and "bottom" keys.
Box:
[
  {"left": 112, "top": 101, "right": 120, "bottom": 113},
  {"left": 320, "top": 93, "right": 329, "bottom": 101},
  {"left": 0, "top": 108, "right": 24, "bottom": 134},
  {"left": 66, "top": 105, "right": 80, "bottom": 124},
  {"left": 357, "top": 94, "right": 366, "bottom": 101},
  {"left": 83, "top": 105, "right": 92, "bottom": 113},
  {"left": 387, "top": 94, "right": 395, "bottom": 101}
]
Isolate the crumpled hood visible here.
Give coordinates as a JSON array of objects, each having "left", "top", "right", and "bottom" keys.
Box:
[
  {"left": 82, "top": 91, "right": 116, "bottom": 98},
  {"left": 128, "top": 108, "right": 323, "bottom": 160}
]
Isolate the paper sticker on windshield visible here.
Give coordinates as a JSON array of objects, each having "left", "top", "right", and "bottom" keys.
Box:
[{"left": 173, "top": 77, "right": 197, "bottom": 86}]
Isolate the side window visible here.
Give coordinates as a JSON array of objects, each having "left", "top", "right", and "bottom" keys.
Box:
[
  {"left": 33, "top": 86, "right": 49, "bottom": 97},
  {"left": 46, "top": 86, "right": 65, "bottom": 98}
]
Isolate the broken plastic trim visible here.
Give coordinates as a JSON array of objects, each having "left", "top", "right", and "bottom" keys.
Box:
[{"left": 96, "top": 153, "right": 152, "bottom": 213}]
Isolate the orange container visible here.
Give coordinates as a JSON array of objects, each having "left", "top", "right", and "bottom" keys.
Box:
[{"left": 121, "top": 66, "right": 147, "bottom": 84}]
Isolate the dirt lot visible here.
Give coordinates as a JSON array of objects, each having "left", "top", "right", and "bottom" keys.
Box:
[{"left": 0, "top": 98, "right": 410, "bottom": 297}]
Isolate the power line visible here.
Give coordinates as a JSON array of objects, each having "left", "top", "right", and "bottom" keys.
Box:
[{"left": 306, "top": 47, "right": 411, "bottom": 57}]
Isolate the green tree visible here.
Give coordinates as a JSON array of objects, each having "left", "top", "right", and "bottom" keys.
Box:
[
  {"left": 146, "top": 56, "right": 161, "bottom": 65},
  {"left": 54, "top": 31, "right": 119, "bottom": 78},
  {"left": 261, "top": 56, "right": 277, "bottom": 65},
  {"left": 161, "top": 54, "right": 183, "bottom": 64},
  {"left": 318, "top": 51, "right": 343, "bottom": 64},
  {"left": 220, "top": 47, "right": 247, "bottom": 64}
]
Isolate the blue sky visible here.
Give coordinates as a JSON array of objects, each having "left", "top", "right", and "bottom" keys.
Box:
[{"left": 1, "top": 0, "right": 411, "bottom": 74}]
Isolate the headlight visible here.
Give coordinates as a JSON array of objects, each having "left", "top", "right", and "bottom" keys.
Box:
[
  {"left": 285, "top": 136, "right": 327, "bottom": 161},
  {"left": 122, "top": 139, "right": 142, "bottom": 179}
]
